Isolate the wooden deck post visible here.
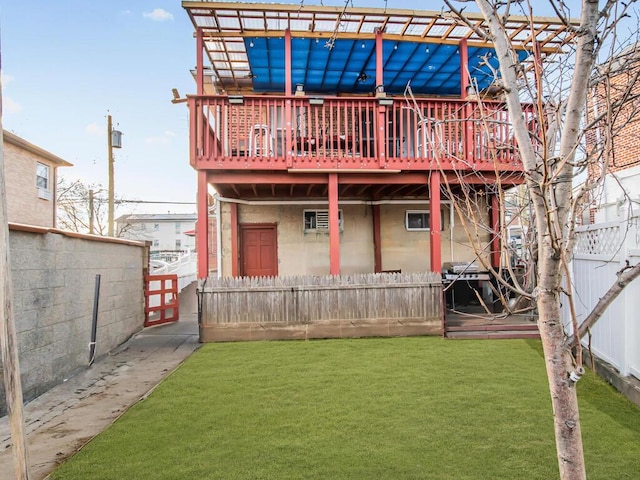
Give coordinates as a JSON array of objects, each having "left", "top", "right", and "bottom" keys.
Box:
[
  {"left": 429, "top": 171, "right": 442, "bottom": 273},
  {"left": 285, "top": 29, "right": 293, "bottom": 167},
  {"left": 328, "top": 173, "right": 340, "bottom": 275},
  {"left": 197, "top": 170, "right": 209, "bottom": 279},
  {"left": 460, "top": 39, "right": 474, "bottom": 162},
  {"left": 196, "top": 28, "right": 204, "bottom": 96}
]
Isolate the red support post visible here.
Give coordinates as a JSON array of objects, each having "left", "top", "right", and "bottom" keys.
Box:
[
  {"left": 285, "top": 29, "right": 293, "bottom": 167},
  {"left": 460, "top": 38, "right": 473, "bottom": 162},
  {"left": 375, "top": 28, "right": 383, "bottom": 89},
  {"left": 375, "top": 29, "right": 386, "bottom": 166},
  {"left": 230, "top": 202, "right": 239, "bottom": 277},
  {"left": 429, "top": 171, "right": 442, "bottom": 273},
  {"left": 460, "top": 38, "right": 469, "bottom": 97},
  {"left": 285, "top": 29, "right": 292, "bottom": 96},
  {"left": 328, "top": 173, "right": 340, "bottom": 275},
  {"left": 196, "top": 170, "right": 209, "bottom": 279},
  {"left": 196, "top": 28, "right": 204, "bottom": 96},
  {"left": 491, "top": 193, "right": 501, "bottom": 269},
  {"left": 373, "top": 204, "right": 382, "bottom": 273}
]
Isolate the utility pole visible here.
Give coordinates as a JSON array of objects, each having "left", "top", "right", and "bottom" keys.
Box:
[
  {"left": 106, "top": 114, "right": 122, "bottom": 237},
  {"left": 0, "top": 70, "right": 30, "bottom": 479},
  {"left": 107, "top": 114, "right": 114, "bottom": 237}
]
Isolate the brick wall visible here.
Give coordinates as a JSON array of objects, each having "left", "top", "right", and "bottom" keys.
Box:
[
  {"left": 0, "top": 226, "right": 147, "bottom": 414},
  {"left": 3, "top": 142, "right": 57, "bottom": 227}
]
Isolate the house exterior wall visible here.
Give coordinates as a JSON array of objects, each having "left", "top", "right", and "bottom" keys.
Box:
[
  {"left": 119, "top": 216, "right": 197, "bottom": 251},
  {"left": 0, "top": 226, "right": 146, "bottom": 414},
  {"left": 3, "top": 141, "right": 58, "bottom": 227},
  {"left": 217, "top": 199, "right": 490, "bottom": 277},
  {"left": 586, "top": 50, "right": 640, "bottom": 222}
]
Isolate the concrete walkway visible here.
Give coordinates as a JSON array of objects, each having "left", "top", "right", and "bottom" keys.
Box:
[{"left": 0, "top": 315, "right": 200, "bottom": 480}]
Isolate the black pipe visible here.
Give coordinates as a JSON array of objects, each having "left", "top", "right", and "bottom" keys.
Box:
[{"left": 89, "top": 274, "right": 101, "bottom": 366}]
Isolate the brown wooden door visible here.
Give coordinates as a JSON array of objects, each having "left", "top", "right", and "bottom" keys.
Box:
[{"left": 240, "top": 224, "right": 278, "bottom": 277}]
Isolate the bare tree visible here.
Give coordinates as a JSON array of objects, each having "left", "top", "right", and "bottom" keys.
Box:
[
  {"left": 56, "top": 177, "right": 133, "bottom": 237},
  {"left": 439, "top": 1, "right": 640, "bottom": 479}
]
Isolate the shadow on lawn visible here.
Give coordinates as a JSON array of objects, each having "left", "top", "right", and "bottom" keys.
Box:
[{"left": 523, "top": 339, "right": 640, "bottom": 435}]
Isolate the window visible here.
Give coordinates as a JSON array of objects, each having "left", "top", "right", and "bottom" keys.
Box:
[
  {"left": 36, "top": 162, "right": 51, "bottom": 200},
  {"left": 36, "top": 162, "right": 49, "bottom": 189},
  {"left": 175, "top": 222, "right": 181, "bottom": 233},
  {"left": 154, "top": 223, "right": 160, "bottom": 231},
  {"left": 303, "top": 209, "right": 343, "bottom": 232},
  {"left": 405, "top": 210, "right": 445, "bottom": 231},
  {"left": 153, "top": 240, "right": 159, "bottom": 247},
  {"left": 175, "top": 239, "right": 182, "bottom": 250}
]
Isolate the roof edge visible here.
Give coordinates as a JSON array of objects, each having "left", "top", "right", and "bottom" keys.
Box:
[{"left": 3, "top": 130, "right": 73, "bottom": 167}]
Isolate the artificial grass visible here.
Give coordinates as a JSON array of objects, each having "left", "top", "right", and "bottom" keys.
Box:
[{"left": 51, "top": 338, "right": 640, "bottom": 479}]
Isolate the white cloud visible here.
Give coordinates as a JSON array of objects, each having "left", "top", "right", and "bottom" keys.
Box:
[
  {"left": 164, "top": 130, "right": 176, "bottom": 137},
  {"left": 85, "top": 122, "right": 102, "bottom": 136},
  {"left": 4, "top": 97, "right": 22, "bottom": 114},
  {"left": 143, "top": 8, "right": 174, "bottom": 22},
  {"left": 1, "top": 73, "right": 14, "bottom": 86}
]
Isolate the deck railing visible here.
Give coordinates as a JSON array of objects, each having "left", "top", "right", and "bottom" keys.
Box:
[{"left": 189, "top": 94, "right": 534, "bottom": 171}]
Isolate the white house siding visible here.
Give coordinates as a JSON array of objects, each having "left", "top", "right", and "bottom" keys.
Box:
[{"left": 119, "top": 215, "right": 197, "bottom": 251}]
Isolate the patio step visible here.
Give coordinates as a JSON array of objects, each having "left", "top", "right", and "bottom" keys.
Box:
[{"left": 445, "top": 322, "right": 540, "bottom": 340}]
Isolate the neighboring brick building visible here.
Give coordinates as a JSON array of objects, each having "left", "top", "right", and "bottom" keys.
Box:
[
  {"left": 585, "top": 44, "right": 640, "bottom": 223},
  {"left": 2, "top": 130, "right": 72, "bottom": 227}
]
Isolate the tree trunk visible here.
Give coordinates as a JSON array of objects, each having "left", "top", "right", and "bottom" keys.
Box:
[{"left": 537, "top": 290, "right": 586, "bottom": 480}]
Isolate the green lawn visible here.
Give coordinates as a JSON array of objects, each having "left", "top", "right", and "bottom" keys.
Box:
[{"left": 51, "top": 338, "right": 640, "bottom": 479}]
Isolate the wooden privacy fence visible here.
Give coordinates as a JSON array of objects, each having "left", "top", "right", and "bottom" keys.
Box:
[{"left": 199, "top": 272, "right": 443, "bottom": 342}]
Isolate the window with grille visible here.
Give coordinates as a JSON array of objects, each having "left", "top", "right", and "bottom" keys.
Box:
[{"left": 303, "top": 209, "right": 343, "bottom": 232}]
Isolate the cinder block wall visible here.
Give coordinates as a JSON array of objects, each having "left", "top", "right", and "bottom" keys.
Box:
[{"left": 0, "top": 227, "right": 146, "bottom": 414}]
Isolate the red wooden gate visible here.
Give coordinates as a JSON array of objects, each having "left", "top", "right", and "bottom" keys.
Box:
[{"left": 144, "top": 274, "right": 179, "bottom": 327}]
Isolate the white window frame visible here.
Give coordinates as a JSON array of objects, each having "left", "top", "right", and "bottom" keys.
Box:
[
  {"left": 405, "top": 209, "right": 446, "bottom": 231},
  {"left": 303, "top": 209, "right": 343, "bottom": 232},
  {"left": 36, "top": 162, "right": 52, "bottom": 200}
]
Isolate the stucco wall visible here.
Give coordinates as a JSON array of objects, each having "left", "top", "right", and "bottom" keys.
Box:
[
  {"left": 3, "top": 141, "right": 57, "bottom": 227},
  {"left": 0, "top": 227, "right": 146, "bottom": 414},
  {"left": 217, "top": 199, "right": 490, "bottom": 276}
]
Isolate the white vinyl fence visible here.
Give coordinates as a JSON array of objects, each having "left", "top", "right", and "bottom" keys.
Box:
[{"left": 569, "top": 216, "right": 640, "bottom": 380}]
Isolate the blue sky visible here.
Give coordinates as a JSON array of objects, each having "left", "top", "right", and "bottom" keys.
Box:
[{"left": 1, "top": 1, "right": 581, "bottom": 215}]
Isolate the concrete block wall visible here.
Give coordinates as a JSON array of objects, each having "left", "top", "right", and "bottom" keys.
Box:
[{"left": 0, "top": 226, "right": 146, "bottom": 414}]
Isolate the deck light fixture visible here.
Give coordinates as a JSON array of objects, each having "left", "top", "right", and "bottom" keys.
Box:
[
  {"left": 295, "top": 83, "right": 305, "bottom": 96},
  {"left": 309, "top": 97, "right": 324, "bottom": 106},
  {"left": 378, "top": 97, "right": 394, "bottom": 106},
  {"left": 228, "top": 95, "right": 244, "bottom": 105}
]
